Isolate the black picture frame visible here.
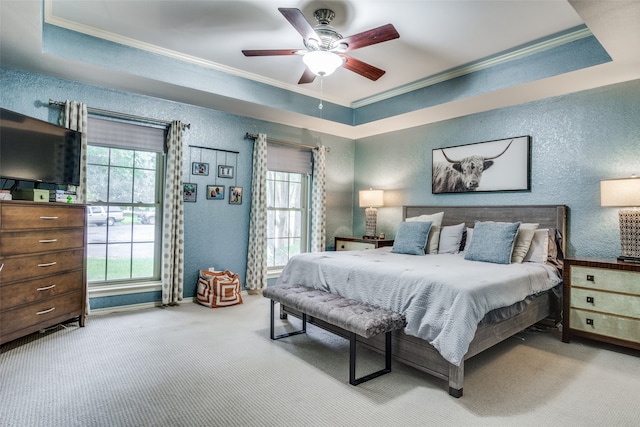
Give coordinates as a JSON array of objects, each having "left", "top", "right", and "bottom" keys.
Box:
[
  {"left": 229, "top": 186, "right": 242, "bottom": 205},
  {"left": 218, "top": 165, "right": 234, "bottom": 178},
  {"left": 432, "top": 135, "right": 531, "bottom": 194},
  {"left": 206, "top": 185, "right": 225, "bottom": 200},
  {"left": 192, "top": 162, "right": 209, "bottom": 176},
  {"left": 183, "top": 183, "right": 197, "bottom": 202}
]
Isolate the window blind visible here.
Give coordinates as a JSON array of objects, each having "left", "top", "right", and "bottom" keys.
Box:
[
  {"left": 267, "top": 144, "right": 312, "bottom": 174},
  {"left": 88, "top": 116, "right": 166, "bottom": 152}
]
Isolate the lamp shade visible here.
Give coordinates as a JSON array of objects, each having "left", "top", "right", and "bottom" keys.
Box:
[
  {"left": 601, "top": 177, "right": 640, "bottom": 207},
  {"left": 359, "top": 189, "right": 384, "bottom": 208},
  {"left": 302, "top": 51, "right": 343, "bottom": 77}
]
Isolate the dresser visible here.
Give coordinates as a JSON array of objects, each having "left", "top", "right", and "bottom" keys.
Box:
[
  {"left": 562, "top": 258, "right": 640, "bottom": 351},
  {"left": 0, "top": 200, "right": 87, "bottom": 345},
  {"left": 335, "top": 236, "right": 394, "bottom": 251}
]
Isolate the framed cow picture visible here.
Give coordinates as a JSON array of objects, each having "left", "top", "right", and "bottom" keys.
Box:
[{"left": 432, "top": 136, "right": 531, "bottom": 194}]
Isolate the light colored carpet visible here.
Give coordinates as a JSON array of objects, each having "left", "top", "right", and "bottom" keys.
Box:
[{"left": 1, "top": 294, "right": 639, "bottom": 427}]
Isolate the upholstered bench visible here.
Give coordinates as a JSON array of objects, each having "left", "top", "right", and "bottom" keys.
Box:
[{"left": 263, "top": 284, "right": 406, "bottom": 385}]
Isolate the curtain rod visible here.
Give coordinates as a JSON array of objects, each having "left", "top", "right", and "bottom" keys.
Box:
[
  {"left": 245, "top": 132, "right": 330, "bottom": 152},
  {"left": 48, "top": 99, "right": 191, "bottom": 129}
]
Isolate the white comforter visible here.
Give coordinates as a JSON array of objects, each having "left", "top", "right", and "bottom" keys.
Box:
[{"left": 276, "top": 247, "right": 561, "bottom": 366}]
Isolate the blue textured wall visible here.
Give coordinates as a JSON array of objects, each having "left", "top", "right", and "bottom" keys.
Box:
[
  {"left": 0, "top": 67, "right": 354, "bottom": 308},
  {"left": 353, "top": 79, "right": 640, "bottom": 259}
]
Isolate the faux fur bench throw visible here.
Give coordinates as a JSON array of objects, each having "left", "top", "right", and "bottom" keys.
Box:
[{"left": 263, "top": 284, "right": 406, "bottom": 338}]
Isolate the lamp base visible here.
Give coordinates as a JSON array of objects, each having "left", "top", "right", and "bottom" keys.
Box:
[
  {"left": 365, "top": 207, "right": 377, "bottom": 239},
  {"left": 619, "top": 209, "right": 640, "bottom": 260}
]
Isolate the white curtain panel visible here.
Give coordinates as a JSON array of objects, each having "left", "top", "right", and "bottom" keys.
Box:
[
  {"left": 246, "top": 133, "right": 268, "bottom": 293},
  {"left": 58, "top": 101, "right": 90, "bottom": 315},
  {"left": 310, "top": 146, "right": 327, "bottom": 252},
  {"left": 162, "top": 121, "right": 185, "bottom": 305}
]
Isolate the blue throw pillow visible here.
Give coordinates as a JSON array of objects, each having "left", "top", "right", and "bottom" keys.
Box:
[
  {"left": 464, "top": 221, "right": 521, "bottom": 264},
  {"left": 391, "top": 221, "right": 433, "bottom": 255}
]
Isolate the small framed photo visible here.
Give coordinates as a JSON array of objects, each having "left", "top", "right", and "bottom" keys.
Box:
[
  {"left": 229, "top": 186, "right": 243, "bottom": 205},
  {"left": 183, "top": 183, "right": 197, "bottom": 202},
  {"left": 192, "top": 162, "right": 209, "bottom": 176},
  {"left": 218, "top": 165, "right": 234, "bottom": 179},
  {"left": 206, "top": 185, "right": 225, "bottom": 200}
]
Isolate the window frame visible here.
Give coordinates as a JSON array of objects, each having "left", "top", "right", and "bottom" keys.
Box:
[
  {"left": 85, "top": 117, "right": 165, "bottom": 293},
  {"left": 266, "top": 170, "right": 311, "bottom": 276}
]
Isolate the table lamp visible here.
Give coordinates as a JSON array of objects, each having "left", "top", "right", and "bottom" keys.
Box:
[
  {"left": 359, "top": 189, "right": 384, "bottom": 239},
  {"left": 601, "top": 175, "right": 640, "bottom": 262}
]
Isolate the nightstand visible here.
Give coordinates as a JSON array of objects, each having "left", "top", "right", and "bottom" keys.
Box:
[
  {"left": 335, "top": 236, "right": 394, "bottom": 251},
  {"left": 562, "top": 258, "right": 640, "bottom": 351}
]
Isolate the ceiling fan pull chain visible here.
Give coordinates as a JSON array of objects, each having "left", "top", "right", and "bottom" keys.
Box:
[{"left": 319, "top": 77, "right": 324, "bottom": 111}]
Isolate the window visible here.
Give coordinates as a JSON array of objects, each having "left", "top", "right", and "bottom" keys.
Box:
[
  {"left": 266, "top": 144, "right": 313, "bottom": 271},
  {"left": 85, "top": 117, "right": 165, "bottom": 285},
  {"left": 266, "top": 171, "right": 309, "bottom": 269}
]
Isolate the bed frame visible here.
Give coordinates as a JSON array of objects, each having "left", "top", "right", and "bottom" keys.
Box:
[{"left": 282, "top": 205, "right": 567, "bottom": 397}]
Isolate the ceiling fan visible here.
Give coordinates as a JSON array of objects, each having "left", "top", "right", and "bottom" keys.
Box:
[{"left": 242, "top": 8, "right": 400, "bottom": 84}]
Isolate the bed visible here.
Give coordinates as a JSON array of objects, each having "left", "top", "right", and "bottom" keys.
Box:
[{"left": 276, "top": 205, "right": 566, "bottom": 397}]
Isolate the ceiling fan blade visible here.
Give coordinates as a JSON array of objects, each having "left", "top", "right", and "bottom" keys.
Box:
[
  {"left": 340, "top": 55, "right": 386, "bottom": 81},
  {"left": 242, "top": 49, "right": 302, "bottom": 57},
  {"left": 298, "top": 68, "right": 316, "bottom": 84},
  {"left": 278, "top": 8, "right": 318, "bottom": 41},
  {"left": 340, "top": 24, "right": 399, "bottom": 51}
]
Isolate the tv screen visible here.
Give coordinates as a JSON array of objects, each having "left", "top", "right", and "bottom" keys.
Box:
[{"left": 0, "top": 108, "right": 82, "bottom": 187}]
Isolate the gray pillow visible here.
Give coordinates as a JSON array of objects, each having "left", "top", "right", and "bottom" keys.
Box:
[
  {"left": 391, "top": 221, "right": 433, "bottom": 255},
  {"left": 464, "top": 221, "right": 521, "bottom": 264},
  {"left": 438, "top": 223, "right": 465, "bottom": 254}
]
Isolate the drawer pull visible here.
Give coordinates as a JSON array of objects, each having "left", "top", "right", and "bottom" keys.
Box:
[
  {"left": 586, "top": 275, "right": 594, "bottom": 282},
  {"left": 37, "top": 284, "right": 56, "bottom": 291},
  {"left": 37, "top": 262, "right": 57, "bottom": 268},
  {"left": 586, "top": 318, "right": 594, "bottom": 326},
  {"left": 39, "top": 239, "right": 59, "bottom": 243},
  {"left": 36, "top": 307, "right": 56, "bottom": 315},
  {"left": 39, "top": 216, "right": 59, "bottom": 220},
  {"left": 586, "top": 296, "right": 594, "bottom": 304}
]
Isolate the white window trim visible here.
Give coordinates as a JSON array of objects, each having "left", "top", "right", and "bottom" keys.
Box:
[{"left": 88, "top": 280, "right": 162, "bottom": 299}]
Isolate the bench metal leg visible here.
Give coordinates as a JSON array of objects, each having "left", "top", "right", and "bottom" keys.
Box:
[
  {"left": 270, "top": 300, "right": 306, "bottom": 340},
  {"left": 349, "top": 331, "right": 392, "bottom": 386}
]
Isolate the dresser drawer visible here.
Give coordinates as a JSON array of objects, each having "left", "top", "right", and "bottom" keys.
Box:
[
  {"left": 1, "top": 204, "right": 85, "bottom": 230},
  {"left": 570, "top": 266, "right": 640, "bottom": 295},
  {"left": 0, "top": 270, "right": 84, "bottom": 310},
  {"left": 569, "top": 309, "right": 640, "bottom": 343},
  {"left": 570, "top": 287, "right": 640, "bottom": 319},
  {"left": 336, "top": 240, "right": 376, "bottom": 251},
  {"left": 0, "top": 228, "right": 85, "bottom": 256},
  {"left": 0, "top": 248, "right": 85, "bottom": 283},
  {"left": 0, "top": 291, "right": 84, "bottom": 343}
]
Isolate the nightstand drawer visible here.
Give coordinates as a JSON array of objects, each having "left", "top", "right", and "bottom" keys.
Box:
[
  {"left": 570, "top": 287, "right": 640, "bottom": 319},
  {"left": 336, "top": 240, "right": 375, "bottom": 251},
  {"left": 569, "top": 309, "right": 640, "bottom": 343},
  {"left": 571, "top": 266, "right": 640, "bottom": 295}
]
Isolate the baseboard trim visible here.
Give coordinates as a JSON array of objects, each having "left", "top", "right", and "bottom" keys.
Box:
[{"left": 89, "top": 291, "right": 252, "bottom": 315}]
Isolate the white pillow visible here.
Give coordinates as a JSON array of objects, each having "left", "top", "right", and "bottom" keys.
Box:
[
  {"left": 524, "top": 228, "right": 549, "bottom": 263},
  {"left": 406, "top": 212, "right": 444, "bottom": 254},
  {"left": 438, "top": 223, "right": 465, "bottom": 254},
  {"left": 511, "top": 223, "right": 539, "bottom": 263}
]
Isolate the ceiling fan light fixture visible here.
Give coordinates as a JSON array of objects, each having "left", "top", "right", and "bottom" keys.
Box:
[{"left": 302, "top": 51, "right": 343, "bottom": 77}]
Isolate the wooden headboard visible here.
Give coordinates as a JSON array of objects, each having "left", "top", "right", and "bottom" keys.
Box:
[{"left": 403, "top": 205, "right": 567, "bottom": 252}]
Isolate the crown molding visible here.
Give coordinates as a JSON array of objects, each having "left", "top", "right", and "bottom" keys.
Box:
[{"left": 351, "top": 26, "right": 593, "bottom": 108}]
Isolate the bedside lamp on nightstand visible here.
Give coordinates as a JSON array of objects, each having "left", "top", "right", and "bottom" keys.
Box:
[
  {"left": 601, "top": 175, "right": 640, "bottom": 262},
  {"left": 359, "top": 189, "right": 384, "bottom": 239}
]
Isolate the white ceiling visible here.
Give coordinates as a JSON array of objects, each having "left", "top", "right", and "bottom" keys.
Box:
[{"left": 1, "top": 1, "right": 640, "bottom": 139}]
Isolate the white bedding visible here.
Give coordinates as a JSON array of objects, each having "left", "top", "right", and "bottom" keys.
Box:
[{"left": 276, "top": 247, "right": 561, "bottom": 366}]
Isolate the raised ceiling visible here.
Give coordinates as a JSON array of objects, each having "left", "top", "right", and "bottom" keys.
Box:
[{"left": 1, "top": 1, "right": 639, "bottom": 139}]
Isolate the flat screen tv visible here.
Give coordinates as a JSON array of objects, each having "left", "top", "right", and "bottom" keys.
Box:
[{"left": 0, "top": 108, "right": 82, "bottom": 187}]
